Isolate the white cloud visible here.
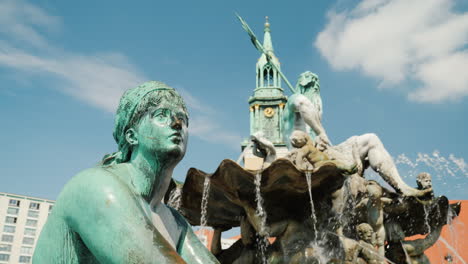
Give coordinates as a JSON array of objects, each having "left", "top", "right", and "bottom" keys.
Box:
[
  {"left": 0, "top": 0, "right": 61, "bottom": 48},
  {"left": 0, "top": 0, "right": 242, "bottom": 149},
  {"left": 315, "top": 0, "right": 468, "bottom": 103},
  {"left": 177, "top": 87, "right": 242, "bottom": 150},
  {"left": 0, "top": 0, "right": 145, "bottom": 112},
  {"left": 189, "top": 115, "right": 243, "bottom": 150},
  {"left": 178, "top": 88, "right": 216, "bottom": 115},
  {"left": 0, "top": 44, "right": 145, "bottom": 112}
]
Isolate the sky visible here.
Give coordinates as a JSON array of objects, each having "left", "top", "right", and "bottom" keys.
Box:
[{"left": 1, "top": 0, "right": 467, "bottom": 205}]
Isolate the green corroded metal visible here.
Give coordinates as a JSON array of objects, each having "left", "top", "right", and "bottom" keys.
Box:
[
  {"left": 236, "top": 14, "right": 296, "bottom": 94},
  {"left": 243, "top": 17, "right": 288, "bottom": 146},
  {"left": 33, "top": 81, "right": 219, "bottom": 264}
]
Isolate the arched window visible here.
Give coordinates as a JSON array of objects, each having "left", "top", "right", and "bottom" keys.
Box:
[{"left": 263, "top": 64, "right": 273, "bottom": 87}]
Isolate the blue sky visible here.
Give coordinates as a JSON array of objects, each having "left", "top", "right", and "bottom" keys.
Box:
[{"left": 1, "top": 0, "right": 467, "bottom": 202}]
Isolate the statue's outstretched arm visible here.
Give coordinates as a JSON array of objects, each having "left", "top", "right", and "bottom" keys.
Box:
[
  {"left": 63, "top": 169, "right": 187, "bottom": 264},
  {"left": 403, "top": 224, "right": 443, "bottom": 256}
]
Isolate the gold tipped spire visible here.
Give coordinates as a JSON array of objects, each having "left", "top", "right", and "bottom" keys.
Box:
[{"left": 265, "top": 16, "right": 270, "bottom": 28}]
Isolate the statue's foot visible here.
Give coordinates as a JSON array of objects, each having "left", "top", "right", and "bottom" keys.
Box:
[{"left": 316, "top": 134, "right": 331, "bottom": 151}]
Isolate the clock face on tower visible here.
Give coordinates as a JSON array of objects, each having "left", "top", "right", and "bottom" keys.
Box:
[{"left": 264, "top": 107, "right": 275, "bottom": 118}]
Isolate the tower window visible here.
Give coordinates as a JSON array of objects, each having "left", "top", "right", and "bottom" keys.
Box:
[{"left": 263, "top": 65, "right": 273, "bottom": 87}]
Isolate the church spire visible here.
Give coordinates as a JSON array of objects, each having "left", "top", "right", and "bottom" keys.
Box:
[
  {"left": 255, "top": 16, "right": 281, "bottom": 89},
  {"left": 242, "top": 16, "right": 288, "bottom": 169},
  {"left": 263, "top": 16, "right": 274, "bottom": 52}
]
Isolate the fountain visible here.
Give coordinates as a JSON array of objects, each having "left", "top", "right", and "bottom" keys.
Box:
[
  {"left": 305, "top": 171, "right": 318, "bottom": 240},
  {"left": 200, "top": 176, "right": 212, "bottom": 229},
  {"left": 161, "top": 16, "right": 463, "bottom": 264}
]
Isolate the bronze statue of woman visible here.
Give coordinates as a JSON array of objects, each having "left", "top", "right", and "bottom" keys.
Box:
[{"left": 34, "top": 81, "right": 219, "bottom": 263}]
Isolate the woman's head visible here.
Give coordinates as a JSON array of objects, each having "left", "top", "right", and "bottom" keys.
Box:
[{"left": 103, "top": 81, "right": 188, "bottom": 164}]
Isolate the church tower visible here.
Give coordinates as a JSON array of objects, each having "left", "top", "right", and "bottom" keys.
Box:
[{"left": 242, "top": 17, "right": 288, "bottom": 169}]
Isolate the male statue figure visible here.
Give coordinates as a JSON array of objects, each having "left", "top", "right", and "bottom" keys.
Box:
[
  {"left": 34, "top": 81, "right": 219, "bottom": 264},
  {"left": 283, "top": 71, "right": 430, "bottom": 197}
]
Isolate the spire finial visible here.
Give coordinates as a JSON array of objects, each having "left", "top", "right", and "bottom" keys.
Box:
[{"left": 265, "top": 16, "right": 270, "bottom": 28}]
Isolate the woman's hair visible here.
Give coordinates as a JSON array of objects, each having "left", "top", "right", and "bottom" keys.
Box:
[{"left": 101, "top": 81, "right": 188, "bottom": 165}]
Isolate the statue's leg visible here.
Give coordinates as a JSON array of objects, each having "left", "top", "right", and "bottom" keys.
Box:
[
  {"left": 283, "top": 94, "right": 330, "bottom": 150},
  {"left": 290, "top": 94, "right": 331, "bottom": 147},
  {"left": 375, "top": 226, "right": 385, "bottom": 256},
  {"left": 365, "top": 182, "right": 385, "bottom": 257},
  {"left": 282, "top": 97, "right": 298, "bottom": 149},
  {"left": 355, "top": 133, "right": 429, "bottom": 197}
]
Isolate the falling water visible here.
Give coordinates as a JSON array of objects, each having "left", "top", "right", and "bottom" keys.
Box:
[
  {"left": 326, "top": 231, "right": 396, "bottom": 264},
  {"left": 395, "top": 151, "right": 467, "bottom": 176},
  {"left": 254, "top": 172, "right": 269, "bottom": 264},
  {"left": 401, "top": 242, "right": 412, "bottom": 264},
  {"left": 167, "top": 187, "right": 182, "bottom": 211},
  {"left": 446, "top": 208, "right": 458, "bottom": 255},
  {"left": 200, "top": 176, "right": 211, "bottom": 229},
  {"left": 338, "top": 177, "right": 357, "bottom": 234},
  {"left": 308, "top": 241, "right": 329, "bottom": 264},
  {"left": 394, "top": 151, "right": 467, "bottom": 195},
  {"left": 442, "top": 208, "right": 465, "bottom": 264},
  {"left": 305, "top": 171, "right": 318, "bottom": 240},
  {"left": 237, "top": 141, "right": 253, "bottom": 165},
  {"left": 439, "top": 237, "right": 467, "bottom": 264},
  {"left": 422, "top": 204, "right": 431, "bottom": 234}
]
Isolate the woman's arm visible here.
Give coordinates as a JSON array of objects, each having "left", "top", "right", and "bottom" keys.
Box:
[{"left": 62, "top": 168, "right": 187, "bottom": 264}]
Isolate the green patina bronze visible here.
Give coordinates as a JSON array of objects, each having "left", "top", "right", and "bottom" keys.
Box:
[
  {"left": 239, "top": 16, "right": 288, "bottom": 150},
  {"left": 238, "top": 15, "right": 325, "bottom": 152},
  {"left": 33, "top": 81, "right": 219, "bottom": 264}
]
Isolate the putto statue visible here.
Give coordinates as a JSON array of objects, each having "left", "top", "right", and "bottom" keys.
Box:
[
  {"left": 287, "top": 130, "right": 356, "bottom": 174},
  {"left": 34, "top": 81, "right": 219, "bottom": 264}
]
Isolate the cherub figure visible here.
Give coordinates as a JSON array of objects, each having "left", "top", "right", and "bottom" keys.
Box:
[
  {"left": 287, "top": 130, "right": 356, "bottom": 174},
  {"left": 417, "top": 172, "right": 434, "bottom": 199},
  {"left": 342, "top": 223, "right": 384, "bottom": 264},
  {"left": 416, "top": 172, "right": 432, "bottom": 190},
  {"left": 354, "top": 180, "right": 390, "bottom": 257}
]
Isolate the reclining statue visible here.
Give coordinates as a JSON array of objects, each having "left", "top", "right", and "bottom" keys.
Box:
[
  {"left": 287, "top": 130, "right": 356, "bottom": 174},
  {"left": 282, "top": 71, "right": 431, "bottom": 197},
  {"left": 33, "top": 81, "right": 219, "bottom": 264}
]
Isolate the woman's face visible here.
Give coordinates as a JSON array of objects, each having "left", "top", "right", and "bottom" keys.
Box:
[{"left": 133, "top": 103, "right": 188, "bottom": 162}]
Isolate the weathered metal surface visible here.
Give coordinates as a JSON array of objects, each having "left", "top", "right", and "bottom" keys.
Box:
[{"left": 175, "top": 158, "right": 345, "bottom": 228}]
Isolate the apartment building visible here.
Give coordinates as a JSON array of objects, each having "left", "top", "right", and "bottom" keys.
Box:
[{"left": 0, "top": 192, "right": 54, "bottom": 264}]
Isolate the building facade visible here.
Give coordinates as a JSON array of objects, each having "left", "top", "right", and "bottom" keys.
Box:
[{"left": 0, "top": 192, "right": 54, "bottom": 264}]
